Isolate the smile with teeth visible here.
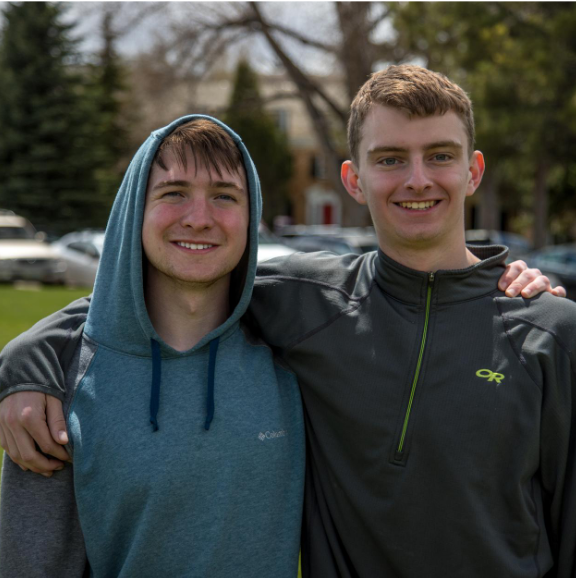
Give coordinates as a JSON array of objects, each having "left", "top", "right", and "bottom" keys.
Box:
[
  {"left": 176, "top": 241, "right": 215, "bottom": 250},
  {"left": 397, "top": 200, "right": 439, "bottom": 210}
]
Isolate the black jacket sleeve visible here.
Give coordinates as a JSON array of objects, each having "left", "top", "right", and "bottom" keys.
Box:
[
  {"left": 0, "top": 296, "right": 91, "bottom": 402},
  {"left": 499, "top": 293, "right": 576, "bottom": 577}
]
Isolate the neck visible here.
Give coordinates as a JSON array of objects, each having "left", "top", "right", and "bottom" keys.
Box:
[
  {"left": 145, "top": 273, "right": 230, "bottom": 352},
  {"left": 382, "top": 243, "right": 480, "bottom": 272}
]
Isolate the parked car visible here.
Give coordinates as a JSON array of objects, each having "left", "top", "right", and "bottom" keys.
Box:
[
  {"left": 257, "top": 224, "right": 296, "bottom": 262},
  {"left": 52, "top": 230, "right": 105, "bottom": 287},
  {"left": 278, "top": 225, "right": 379, "bottom": 256},
  {"left": 0, "top": 210, "right": 66, "bottom": 284},
  {"left": 522, "top": 243, "right": 576, "bottom": 301},
  {"left": 465, "top": 229, "right": 532, "bottom": 262}
]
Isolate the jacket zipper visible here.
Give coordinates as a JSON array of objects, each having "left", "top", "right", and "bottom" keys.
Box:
[{"left": 396, "top": 272, "right": 434, "bottom": 456}]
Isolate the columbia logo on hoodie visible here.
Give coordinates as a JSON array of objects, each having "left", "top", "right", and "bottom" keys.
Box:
[{"left": 258, "top": 430, "right": 288, "bottom": 441}]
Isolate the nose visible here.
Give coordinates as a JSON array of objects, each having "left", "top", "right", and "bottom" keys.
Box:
[
  {"left": 404, "top": 159, "right": 433, "bottom": 193},
  {"left": 179, "top": 196, "right": 214, "bottom": 230}
]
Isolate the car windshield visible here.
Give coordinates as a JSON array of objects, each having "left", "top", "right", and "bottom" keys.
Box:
[
  {"left": 0, "top": 226, "right": 34, "bottom": 240},
  {"left": 92, "top": 235, "right": 105, "bottom": 256}
]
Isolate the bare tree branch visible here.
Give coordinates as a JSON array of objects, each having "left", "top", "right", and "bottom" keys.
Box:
[
  {"left": 253, "top": 21, "right": 338, "bottom": 54},
  {"left": 365, "top": 3, "right": 391, "bottom": 36},
  {"left": 250, "top": 3, "right": 347, "bottom": 125}
]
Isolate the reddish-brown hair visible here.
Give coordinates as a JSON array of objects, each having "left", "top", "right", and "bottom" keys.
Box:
[
  {"left": 348, "top": 65, "right": 475, "bottom": 164},
  {"left": 154, "top": 119, "right": 243, "bottom": 176}
]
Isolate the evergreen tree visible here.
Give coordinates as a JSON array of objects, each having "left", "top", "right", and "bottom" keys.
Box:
[
  {"left": 224, "top": 60, "right": 293, "bottom": 225},
  {"left": 0, "top": 2, "right": 105, "bottom": 235},
  {"left": 86, "top": 10, "right": 132, "bottom": 215}
]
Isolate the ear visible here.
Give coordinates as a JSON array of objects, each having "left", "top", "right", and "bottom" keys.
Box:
[
  {"left": 466, "top": 151, "right": 485, "bottom": 197},
  {"left": 341, "top": 161, "right": 367, "bottom": 205}
]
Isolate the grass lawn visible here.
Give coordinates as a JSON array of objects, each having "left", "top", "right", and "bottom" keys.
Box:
[{"left": 0, "top": 284, "right": 89, "bottom": 351}]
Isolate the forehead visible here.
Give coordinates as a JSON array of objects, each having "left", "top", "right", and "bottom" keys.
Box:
[
  {"left": 359, "top": 105, "right": 468, "bottom": 156},
  {"left": 147, "top": 148, "right": 247, "bottom": 192}
]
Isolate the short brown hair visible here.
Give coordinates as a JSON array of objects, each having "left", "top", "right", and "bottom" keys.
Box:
[
  {"left": 348, "top": 65, "right": 475, "bottom": 164},
  {"left": 154, "top": 119, "right": 243, "bottom": 176}
]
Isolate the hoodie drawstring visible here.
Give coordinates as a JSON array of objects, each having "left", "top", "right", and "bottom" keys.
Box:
[
  {"left": 205, "top": 337, "right": 220, "bottom": 431},
  {"left": 150, "top": 339, "right": 162, "bottom": 432},
  {"left": 149, "top": 337, "right": 220, "bottom": 433}
]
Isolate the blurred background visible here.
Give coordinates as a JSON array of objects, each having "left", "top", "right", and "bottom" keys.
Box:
[{"left": 1, "top": 1, "right": 576, "bottom": 350}]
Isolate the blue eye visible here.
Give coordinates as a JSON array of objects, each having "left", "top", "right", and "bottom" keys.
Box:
[
  {"left": 434, "top": 154, "right": 450, "bottom": 161},
  {"left": 216, "top": 193, "right": 236, "bottom": 202},
  {"left": 381, "top": 158, "right": 397, "bottom": 166}
]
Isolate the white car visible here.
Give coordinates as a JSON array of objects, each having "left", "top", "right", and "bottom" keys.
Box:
[
  {"left": 0, "top": 211, "right": 66, "bottom": 284},
  {"left": 257, "top": 225, "right": 296, "bottom": 262},
  {"left": 52, "top": 231, "right": 105, "bottom": 287}
]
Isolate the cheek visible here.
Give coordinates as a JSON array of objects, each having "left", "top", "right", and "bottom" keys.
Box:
[
  {"left": 141, "top": 206, "right": 172, "bottom": 251},
  {"left": 223, "top": 206, "right": 249, "bottom": 237}
]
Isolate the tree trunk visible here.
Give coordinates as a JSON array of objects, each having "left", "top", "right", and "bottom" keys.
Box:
[
  {"left": 335, "top": 3, "right": 375, "bottom": 101},
  {"left": 533, "top": 160, "right": 549, "bottom": 249},
  {"left": 477, "top": 169, "right": 500, "bottom": 230}
]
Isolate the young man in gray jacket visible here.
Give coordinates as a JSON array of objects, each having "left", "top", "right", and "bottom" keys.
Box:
[{"left": 0, "top": 66, "right": 573, "bottom": 577}]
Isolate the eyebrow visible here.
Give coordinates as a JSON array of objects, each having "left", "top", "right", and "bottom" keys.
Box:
[
  {"left": 152, "top": 179, "right": 244, "bottom": 191},
  {"left": 211, "top": 181, "right": 244, "bottom": 191},
  {"left": 367, "top": 140, "right": 463, "bottom": 155}
]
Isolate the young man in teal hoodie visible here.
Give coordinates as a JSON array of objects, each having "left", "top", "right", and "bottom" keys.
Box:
[{"left": 0, "top": 116, "right": 305, "bottom": 577}]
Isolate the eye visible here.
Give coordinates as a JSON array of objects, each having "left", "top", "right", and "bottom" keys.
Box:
[
  {"left": 432, "top": 153, "right": 451, "bottom": 162},
  {"left": 215, "top": 193, "right": 237, "bottom": 202},
  {"left": 161, "top": 190, "right": 184, "bottom": 199},
  {"left": 379, "top": 157, "right": 398, "bottom": 166}
]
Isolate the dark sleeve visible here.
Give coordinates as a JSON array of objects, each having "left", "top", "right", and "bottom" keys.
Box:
[
  {"left": 500, "top": 295, "right": 576, "bottom": 577},
  {"left": 0, "top": 458, "right": 88, "bottom": 577},
  {"left": 249, "top": 252, "right": 374, "bottom": 351},
  {"left": 540, "top": 348, "right": 576, "bottom": 577},
  {"left": 0, "top": 296, "right": 91, "bottom": 402}
]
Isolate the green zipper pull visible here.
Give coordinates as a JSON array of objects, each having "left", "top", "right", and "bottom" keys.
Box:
[{"left": 396, "top": 272, "right": 435, "bottom": 456}]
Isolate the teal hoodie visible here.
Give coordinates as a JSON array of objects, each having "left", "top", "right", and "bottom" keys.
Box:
[{"left": 3, "top": 116, "right": 305, "bottom": 577}]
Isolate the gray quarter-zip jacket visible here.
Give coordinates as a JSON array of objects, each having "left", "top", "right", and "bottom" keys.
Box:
[{"left": 1, "top": 245, "right": 575, "bottom": 577}]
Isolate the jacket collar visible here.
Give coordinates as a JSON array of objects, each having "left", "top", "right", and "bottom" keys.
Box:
[{"left": 373, "top": 245, "right": 509, "bottom": 306}]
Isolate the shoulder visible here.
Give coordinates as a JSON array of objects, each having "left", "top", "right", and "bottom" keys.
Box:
[
  {"left": 248, "top": 252, "right": 377, "bottom": 349},
  {"left": 255, "top": 251, "right": 377, "bottom": 298},
  {"left": 496, "top": 293, "right": 576, "bottom": 360},
  {"left": 496, "top": 293, "right": 576, "bottom": 334}
]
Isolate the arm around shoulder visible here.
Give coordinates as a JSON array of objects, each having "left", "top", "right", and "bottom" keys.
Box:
[{"left": 0, "top": 296, "right": 91, "bottom": 401}]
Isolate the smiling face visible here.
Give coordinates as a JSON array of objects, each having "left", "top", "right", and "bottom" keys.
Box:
[
  {"left": 342, "top": 105, "right": 484, "bottom": 269},
  {"left": 142, "top": 148, "right": 249, "bottom": 294}
]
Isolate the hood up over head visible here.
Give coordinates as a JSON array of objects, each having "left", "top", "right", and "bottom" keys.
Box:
[{"left": 85, "top": 115, "right": 262, "bottom": 430}]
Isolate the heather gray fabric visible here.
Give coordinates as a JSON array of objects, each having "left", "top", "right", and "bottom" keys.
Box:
[{"left": 0, "top": 339, "right": 93, "bottom": 577}]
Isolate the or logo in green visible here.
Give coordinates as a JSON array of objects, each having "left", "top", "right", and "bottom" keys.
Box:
[{"left": 476, "top": 369, "right": 505, "bottom": 384}]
